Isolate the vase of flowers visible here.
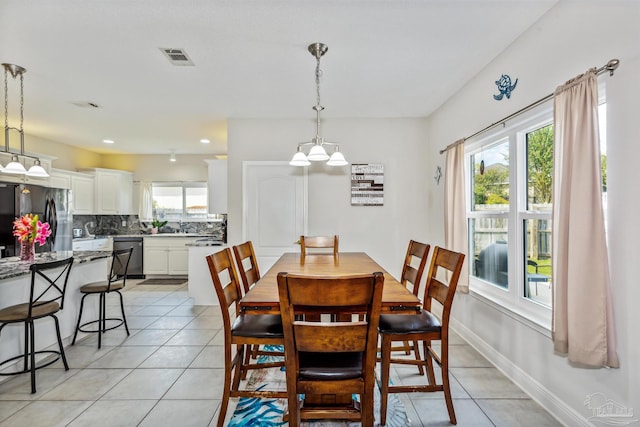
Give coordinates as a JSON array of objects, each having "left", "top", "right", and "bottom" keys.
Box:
[{"left": 13, "top": 213, "right": 52, "bottom": 262}]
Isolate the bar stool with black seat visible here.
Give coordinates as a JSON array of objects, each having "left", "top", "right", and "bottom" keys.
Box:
[
  {"left": 378, "top": 246, "right": 465, "bottom": 425},
  {"left": 71, "top": 247, "right": 133, "bottom": 349},
  {"left": 380, "top": 240, "right": 431, "bottom": 374},
  {"left": 300, "top": 235, "right": 339, "bottom": 256},
  {"left": 232, "top": 241, "right": 283, "bottom": 367},
  {"left": 207, "top": 248, "right": 287, "bottom": 427},
  {"left": 277, "top": 271, "right": 384, "bottom": 427},
  {"left": 0, "top": 257, "right": 74, "bottom": 394}
]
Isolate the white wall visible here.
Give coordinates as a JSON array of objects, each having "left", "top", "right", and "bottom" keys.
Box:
[
  {"left": 227, "top": 117, "right": 430, "bottom": 278},
  {"left": 424, "top": 1, "right": 640, "bottom": 424}
]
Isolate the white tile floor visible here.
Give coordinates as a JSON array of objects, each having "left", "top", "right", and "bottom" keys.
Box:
[{"left": 0, "top": 281, "right": 561, "bottom": 426}]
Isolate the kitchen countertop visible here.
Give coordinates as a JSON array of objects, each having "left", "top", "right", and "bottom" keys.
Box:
[
  {"left": 73, "top": 233, "right": 218, "bottom": 241},
  {"left": 0, "top": 251, "right": 112, "bottom": 281}
]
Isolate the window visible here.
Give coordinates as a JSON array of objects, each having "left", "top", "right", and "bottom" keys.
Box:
[
  {"left": 152, "top": 182, "right": 208, "bottom": 221},
  {"left": 466, "top": 101, "right": 607, "bottom": 327}
]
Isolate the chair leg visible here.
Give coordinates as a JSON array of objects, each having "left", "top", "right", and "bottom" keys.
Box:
[
  {"left": 98, "top": 293, "right": 105, "bottom": 349},
  {"left": 412, "top": 340, "right": 425, "bottom": 375},
  {"left": 23, "top": 320, "right": 29, "bottom": 372},
  {"left": 29, "top": 320, "right": 36, "bottom": 394},
  {"left": 441, "top": 338, "right": 457, "bottom": 425},
  {"left": 423, "top": 340, "right": 436, "bottom": 386},
  {"left": 116, "top": 291, "right": 130, "bottom": 335},
  {"left": 72, "top": 293, "right": 88, "bottom": 345},
  {"left": 287, "top": 392, "right": 301, "bottom": 427},
  {"left": 380, "top": 333, "right": 391, "bottom": 426},
  {"left": 53, "top": 315, "right": 69, "bottom": 370},
  {"left": 361, "top": 389, "right": 374, "bottom": 427},
  {"left": 216, "top": 343, "right": 235, "bottom": 427}
]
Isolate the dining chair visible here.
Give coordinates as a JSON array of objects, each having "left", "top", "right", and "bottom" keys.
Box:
[
  {"left": 71, "top": 247, "right": 133, "bottom": 349},
  {"left": 383, "top": 240, "right": 431, "bottom": 374},
  {"left": 0, "top": 257, "right": 74, "bottom": 393},
  {"left": 207, "top": 248, "right": 286, "bottom": 427},
  {"left": 378, "top": 246, "right": 465, "bottom": 425},
  {"left": 277, "top": 271, "right": 384, "bottom": 427},
  {"left": 299, "top": 235, "right": 339, "bottom": 256},
  {"left": 232, "top": 240, "right": 283, "bottom": 372}
]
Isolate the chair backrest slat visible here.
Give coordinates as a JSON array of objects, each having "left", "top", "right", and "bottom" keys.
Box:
[
  {"left": 232, "top": 241, "right": 260, "bottom": 295},
  {"left": 423, "top": 247, "right": 465, "bottom": 319},
  {"left": 107, "top": 248, "right": 133, "bottom": 291},
  {"left": 294, "top": 322, "right": 369, "bottom": 352},
  {"left": 300, "top": 235, "right": 339, "bottom": 256},
  {"left": 400, "top": 240, "right": 430, "bottom": 296}
]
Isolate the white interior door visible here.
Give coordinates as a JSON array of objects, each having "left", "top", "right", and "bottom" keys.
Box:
[{"left": 243, "top": 161, "right": 307, "bottom": 271}]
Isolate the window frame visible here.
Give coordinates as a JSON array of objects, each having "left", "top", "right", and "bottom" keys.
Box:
[
  {"left": 151, "top": 181, "right": 208, "bottom": 222},
  {"left": 466, "top": 106, "right": 554, "bottom": 329}
]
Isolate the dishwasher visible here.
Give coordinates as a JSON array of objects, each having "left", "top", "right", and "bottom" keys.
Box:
[{"left": 113, "top": 237, "right": 144, "bottom": 279}]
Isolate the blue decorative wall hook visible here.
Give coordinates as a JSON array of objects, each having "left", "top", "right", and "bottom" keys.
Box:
[{"left": 493, "top": 74, "right": 518, "bottom": 100}]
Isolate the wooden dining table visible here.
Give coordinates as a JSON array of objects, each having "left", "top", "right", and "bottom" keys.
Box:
[{"left": 239, "top": 252, "right": 421, "bottom": 315}]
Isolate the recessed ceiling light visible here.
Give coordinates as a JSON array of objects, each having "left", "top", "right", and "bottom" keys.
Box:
[
  {"left": 200, "top": 139, "right": 210, "bottom": 144},
  {"left": 103, "top": 139, "right": 114, "bottom": 144}
]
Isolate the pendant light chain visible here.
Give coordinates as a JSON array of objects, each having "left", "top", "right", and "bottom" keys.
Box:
[
  {"left": 316, "top": 54, "right": 322, "bottom": 109},
  {"left": 4, "top": 67, "right": 8, "bottom": 130},
  {"left": 19, "top": 72, "right": 24, "bottom": 133}
]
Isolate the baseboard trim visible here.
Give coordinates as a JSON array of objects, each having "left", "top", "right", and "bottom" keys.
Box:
[{"left": 450, "top": 318, "right": 592, "bottom": 427}]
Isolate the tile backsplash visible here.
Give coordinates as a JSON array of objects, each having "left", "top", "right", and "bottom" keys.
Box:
[{"left": 73, "top": 214, "right": 226, "bottom": 241}]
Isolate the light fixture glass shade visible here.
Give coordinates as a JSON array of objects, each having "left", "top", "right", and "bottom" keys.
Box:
[
  {"left": 289, "top": 151, "right": 311, "bottom": 166},
  {"left": 307, "top": 144, "right": 329, "bottom": 161},
  {"left": 27, "top": 160, "right": 49, "bottom": 177},
  {"left": 3, "top": 155, "right": 27, "bottom": 174},
  {"left": 327, "top": 150, "right": 348, "bottom": 166}
]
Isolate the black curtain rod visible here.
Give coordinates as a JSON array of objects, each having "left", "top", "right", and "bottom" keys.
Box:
[{"left": 439, "top": 59, "right": 620, "bottom": 155}]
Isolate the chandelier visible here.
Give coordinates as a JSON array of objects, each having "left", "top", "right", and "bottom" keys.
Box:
[
  {"left": 289, "top": 43, "right": 348, "bottom": 167},
  {"left": 1, "top": 63, "right": 49, "bottom": 177}
]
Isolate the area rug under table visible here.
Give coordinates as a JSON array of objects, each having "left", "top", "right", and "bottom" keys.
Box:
[{"left": 228, "top": 347, "right": 409, "bottom": 426}]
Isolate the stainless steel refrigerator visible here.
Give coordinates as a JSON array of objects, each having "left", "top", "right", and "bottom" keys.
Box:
[{"left": 0, "top": 182, "right": 72, "bottom": 257}]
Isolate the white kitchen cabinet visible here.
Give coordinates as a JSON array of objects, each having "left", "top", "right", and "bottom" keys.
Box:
[
  {"left": 206, "top": 159, "right": 227, "bottom": 214},
  {"left": 80, "top": 168, "right": 133, "bottom": 214},
  {"left": 48, "top": 169, "right": 72, "bottom": 189},
  {"left": 143, "top": 237, "right": 197, "bottom": 275},
  {"left": 70, "top": 172, "right": 95, "bottom": 214}
]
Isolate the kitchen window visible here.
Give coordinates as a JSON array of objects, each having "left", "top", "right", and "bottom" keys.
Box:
[
  {"left": 466, "top": 101, "right": 607, "bottom": 327},
  {"left": 152, "top": 182, "right": 208, "bottom": 221}
]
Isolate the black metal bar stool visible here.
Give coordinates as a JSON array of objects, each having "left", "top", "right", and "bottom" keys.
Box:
[
  {"left": 72, "top": 248, "right": 133, "bottom": 348},
  {"left": 0, "top": 257, "right": 74, "bottom": 393}
]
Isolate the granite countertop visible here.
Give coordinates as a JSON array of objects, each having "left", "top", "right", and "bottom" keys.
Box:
[
  {"left": 73, "top": 233, "right": 217, "bottom": 241},
  {"left": 185, "top": 238, "right": 226, "bottom": 247},
  {"left": 0, "top": 251, "right": 112, "bottom": 281}
]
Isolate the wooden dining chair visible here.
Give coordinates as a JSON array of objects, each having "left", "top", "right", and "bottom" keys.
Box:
[
  {"left": 232, "top": 240, "right": 283, "bottom": 370},
  {"left": 378, "top": 246, "right": 465, "bottom": 425},
  {"left": 277, "top": 271, "right": 384, "bottom": 427},
  {"left": 300, "top": 235, "right": 339, "bottom": 256},
  {"left": 207, "top": 248, "right": 286, "bottom": 427},
  {"left": 384, "top": 240, "right": 431, "bottom": 374},
  {"left": 0, "top": 257, "right": 74, "bottom": 393}
]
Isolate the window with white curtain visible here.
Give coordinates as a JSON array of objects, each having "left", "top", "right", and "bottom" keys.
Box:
[
  {"left": 466, "top": 101, "right": 607, "bottom": 327},
  {"left": 152, "top": 182, "right": 208, "bottom": 221}
]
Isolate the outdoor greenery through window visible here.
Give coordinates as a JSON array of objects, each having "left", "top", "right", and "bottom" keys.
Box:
[
  {"left": 467, "top": 102, "right": 607, "bottom": 325},
  {"left": 152, "top": 182, "right": 208, "bottom": 221}
]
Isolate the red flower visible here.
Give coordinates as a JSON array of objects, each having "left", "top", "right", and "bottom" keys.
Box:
[{"left": 12, "top": 214, "right": 52, "bottom": 246}]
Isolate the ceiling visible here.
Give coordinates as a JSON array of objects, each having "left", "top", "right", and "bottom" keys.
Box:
[{"left": 0, "top": 1, "right": 557, "bottom": 156}]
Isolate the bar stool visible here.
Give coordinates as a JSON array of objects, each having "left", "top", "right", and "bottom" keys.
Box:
[
  {"left": 0, "top": 257, "right": 74, "bottom": 393},
  {"left": 72, "top": 248, "right": 133, "bottom": 348}
]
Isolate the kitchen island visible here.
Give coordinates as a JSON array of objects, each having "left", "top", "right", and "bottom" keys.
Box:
[
  {"left": 0, "top": 251, "right": 111, "bottom": 369},
  {"left": 186, "top": 240, "right": 225, "bottom": 305}
]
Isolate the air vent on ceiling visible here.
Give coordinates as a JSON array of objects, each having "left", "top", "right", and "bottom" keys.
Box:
[{"left": 160, "top": 48, "right": 195, "bottom": 66}]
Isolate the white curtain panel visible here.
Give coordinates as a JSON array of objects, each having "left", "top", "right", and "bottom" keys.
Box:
[
  {"left": 444, "top": 140, "right": 469, "bottom": 293},
  {"left": 552, "top": 70, "right": 618, "bottom": 367},
  {"left": 139, "top": 181, "right": 153, "bottom": 221}
]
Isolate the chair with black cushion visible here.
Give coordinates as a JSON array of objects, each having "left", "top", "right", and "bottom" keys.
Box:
[
  {"left": 378, "top": 246, "right": 465, "bottom": 425},
  {"left": 300, "top": 235, "right": 339, "bottom": 256},
  {"left": 277, "top": 271, "right": 384, "bottom": 427},
  {"left": 207, "top": 248, "right": 286, "bottom": 427},
  {"left": 383, "top": 240, "right": 431, "bottom": 374},
  {"left": 0, "top": 257, "right": 74, "bottom": 393},
  {"left": 232, "top": 240, "right": 283, "bottom": 371},
  {"left": 72, "top": 247, "right": 132, "bottom": 349}
]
